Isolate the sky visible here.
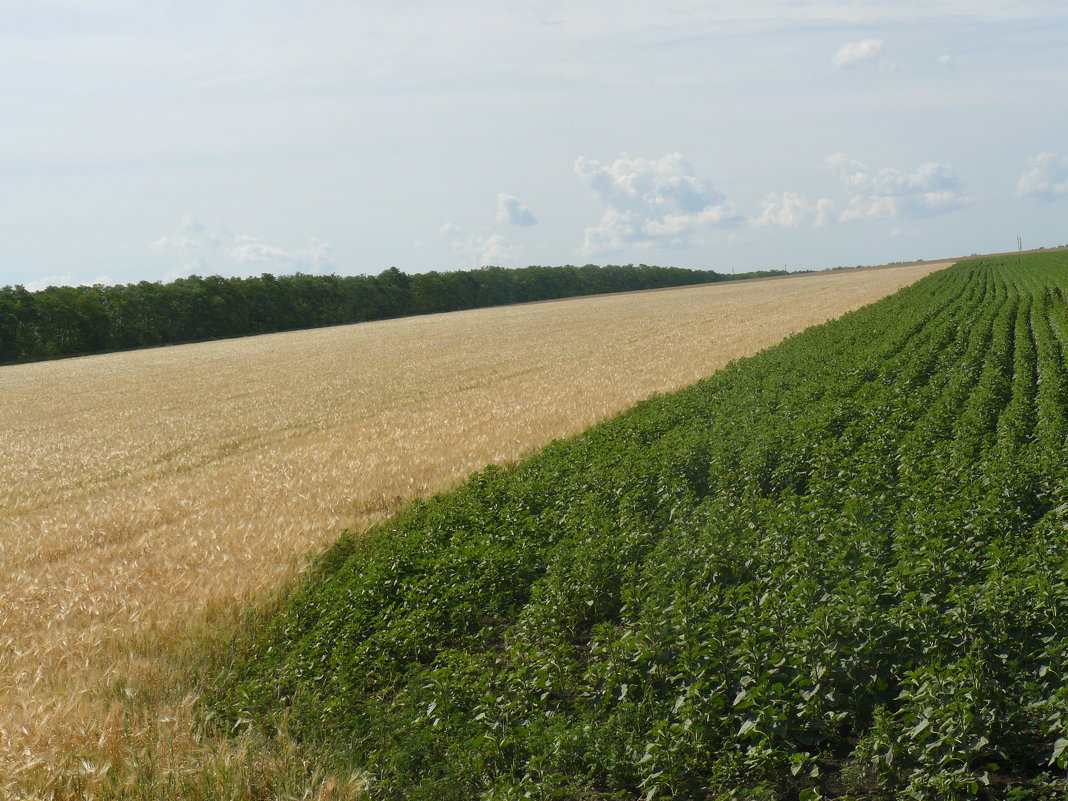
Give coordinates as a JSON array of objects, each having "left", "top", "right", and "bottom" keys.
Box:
[{"left": 2, "top": 0, "right": 1067, "bottom": 291}]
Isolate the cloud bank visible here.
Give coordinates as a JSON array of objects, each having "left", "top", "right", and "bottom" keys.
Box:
[
  {"left": 754, "top": 192, "right": 835, "bottom": 228},
  {"left": 439, "top": 223, "right": 520, "bottom": 267},
  {"left": 827, "top": 154, "right": 970, "bottom": 221},
  {"left": 149, "top": 217, "right": 335, "bottom": 281},
  {"left": 575, "top": 152, "right": 742, "bottom": 255},
  {"left": 22, "top": 274, "right": 115, "bottom": 292}
]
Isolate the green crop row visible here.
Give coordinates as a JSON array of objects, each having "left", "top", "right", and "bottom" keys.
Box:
[{"left": 208, "top": 253, "right": 1068, "bottom": 800}]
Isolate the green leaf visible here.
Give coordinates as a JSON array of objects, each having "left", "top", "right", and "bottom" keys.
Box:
[
  {"left": 907, "top": 718, "right": 930, "bottom": 739},
  {"left": 1049, "top": 737, "right": 1068, "bottom": 766}
]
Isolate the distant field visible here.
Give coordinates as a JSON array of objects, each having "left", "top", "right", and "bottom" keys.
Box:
[{"left": 0, "top": 260, "right": 949, "bottom": 793}]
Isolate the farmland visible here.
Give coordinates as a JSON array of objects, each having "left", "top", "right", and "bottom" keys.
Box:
[
  {"left": 0, "top": 261, "right": 946, "bottom": 797},
  {"left": 216, "top": 253, "right": 1068, "bottom": 799}
]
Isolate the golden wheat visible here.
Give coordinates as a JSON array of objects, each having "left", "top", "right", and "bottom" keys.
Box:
[{"left": 0, "top": 261, "right": 951, "bottom": 797}]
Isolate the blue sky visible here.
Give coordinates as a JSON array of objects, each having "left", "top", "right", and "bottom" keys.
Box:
[{"left": 2, "top": 0, "right": 1067, "bottom": 290}]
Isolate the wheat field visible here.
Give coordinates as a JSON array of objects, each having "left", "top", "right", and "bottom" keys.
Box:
[{"left": 0, "top": 261, "right": 950, "bottom": 797}]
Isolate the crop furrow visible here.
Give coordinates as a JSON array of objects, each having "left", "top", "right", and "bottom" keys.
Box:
[
  {"left": 949, "top": 285, "right": 1019, "bottom": 459},
  {"left": 761, "top": 266, "right": 994, "bottom": 504},
  {"left": 993, "top": 285, "right": 1039, "bottom": 450},
  {"left": 1032, "top": 288, "right": 1068, "bottom": 451},
  {"left": 894, "top": 269, "right": 1006, "bottom": 481}
]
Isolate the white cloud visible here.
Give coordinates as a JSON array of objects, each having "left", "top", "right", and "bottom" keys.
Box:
[
  {"left": 23, "top": 274, "right": 114, "bottom": 292},
  {"left": 149, "top": 218, "right": 335, "bottom": 279},
  {"left": 149, "top": 217, "right": 223, "bottom": 257},
  {"left": 826, "top": 154, "right": 871, "bottom": 189},
  {"left": 937, "top": 54, "right": 955, "bottom": 66},
  {"left": 227, "top": 235, "right": 290, "bottom": 263},
  {"left": 150, "top": 235, "right": 197, "bottom": 250},
  {"left": 439, "top": 223, "right": 521, "bottom": 267},
  {"left": 456, "top": 233, "right": 519, "bottom": 267},
  {"left": 303, "top": 239, "right": 335, "bottom": 272},
  {"left": 815, "top": 198, "right": 835, "bottom": 226},
  {"left": 496, "top": 193, "right": 538, "bottom": 226},
  {"left": 827, "top": 154, "right": 970, "bottom": 221},
  {"left": 832, "top": 39, "right": 885, "bottom": 68},
  {"left": 575, "top": 152, "right": 742, "bottom": 255},
  {"left": 1017, "top": 153, "right": 1068, "bottom": 201},
  {"left": 161, "top": 263, "right": 204, "bottom": 284},
  {"left": 479, "top": 234, "right": 517, "bottom": 265},
  {"left": 24, "top": 275, "right": 75, "bottom": 291},
  {"left": 753, "top": 192, "right": 835, "bottom": 228},
  {"left": 439, "top": 192, "right": 531, "bottom": 265}
]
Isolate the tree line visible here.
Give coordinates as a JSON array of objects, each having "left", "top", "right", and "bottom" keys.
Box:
[{"left": 0, "top": 263, "right": 788, "bottom": 364}]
